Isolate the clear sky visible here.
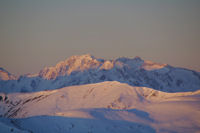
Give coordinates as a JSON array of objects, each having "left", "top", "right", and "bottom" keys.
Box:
[{"left": 0, "top": 0, "right": 200, "bottom": 76}]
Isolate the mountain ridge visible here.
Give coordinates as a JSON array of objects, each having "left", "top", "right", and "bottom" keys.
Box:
[
  {"left": 1, "top": 81, "right": 200, "bottom": 118},
  {"left": 0, "top": 54, "right": 200, "bottom": 93},
  {"left": 0, "top": 68, "right": 16, "bottom": 81},
  {"left": 0, "top": 81, "right": 200, "bottom": 133}
]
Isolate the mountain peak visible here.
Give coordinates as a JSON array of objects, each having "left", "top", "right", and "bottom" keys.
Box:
[
  {"left": 39, "top": 54, "right": 102, "bottom": 79},
  {"left": 133, "top": 56, "right": 143, "bottom": 61},
  {"left": 0, "top": 67, "right": 16, "bottom": 80},
  {"left": 0, "top": 67, "right": 8, "bottom": 73},
  {"left": 116, "top": 56, "right": 143, "bottom": 62},
  {"left": 141, "top": 60, "right": 168, "bottom": 71},
  {"left": 66, "top": 54, "right": 95, "bottom": 61},
  {"left": 38, "top": 54, "right": 172, "bottom": 79},
  {"left": 1, "top": 54, "right": 200, "bottom": 93}
]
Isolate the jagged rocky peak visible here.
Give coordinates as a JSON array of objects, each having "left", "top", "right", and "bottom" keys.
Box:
[
  {"left": 1, "top": 54, "right": 200, "bottom": 93},
  {"left": 114, "top": 56, "right": 144, "bottom": 69},
  {"left": 115, "top": 56, "right": 143, "bottom": 63},
  {"left": 142, "top": 60, "right": 168, "bottom": 71},
  {"left": 38, "top": 54, "right": 170, "bottom": 80},
  {"left": 0, "top": 67, "right": 16, "bottom": 80},
  {"left": 0, "top": 55, "right": 171, "bottom": 81},
  {"left": 66, "top": 53, "right": 95, "bottom": 61},
  {"left": 100, "top": 60, "right": 114, "bottom": 70},
  {"left": 115, "top": 56, "right": 168, "bottom": 71},
  {"left": 64, "top": 54, "right": 103, "bottom": 74},
  {"left": 39, "top": 54, "right": 104, "bottom": 79},
  {"left": 65, "top": 54, "right": 101, "bottom": 67},
  {"left": 133, "top": 56, "right": 143, "bottom": 61},
  {"left": 0, "top": 67, "right": 9, "bottom": 73}
]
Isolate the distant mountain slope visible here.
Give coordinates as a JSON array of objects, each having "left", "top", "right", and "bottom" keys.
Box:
[
  {"left": 0, "top": 81, "right": 200, "bottom": 133},
  {"left": 0, "top": 54, "right": 200, "bottom": 93},
  {"left": 0, "top": 68, "right": 16, "bottom": 81}
]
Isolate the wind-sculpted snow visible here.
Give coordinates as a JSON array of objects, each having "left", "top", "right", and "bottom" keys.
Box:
[
  {"left": 0, "top": 81, "right": 200, "bottom": 133},
  {"left": 0, "top": 54, "right": 200, "bottom": 93}
]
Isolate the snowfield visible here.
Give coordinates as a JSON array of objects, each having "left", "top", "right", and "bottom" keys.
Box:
[{"left": 0, "top": 81, "right": 200, "bottom": 133}]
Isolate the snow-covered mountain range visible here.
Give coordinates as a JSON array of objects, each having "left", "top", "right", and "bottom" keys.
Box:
[
  {"left": 1, "top": 54, "right": 200, "bottom": 93},
  {"left": 0, "top": 81, "right": 200, "bottom": 133},
  {"left": 0, "top": 54, "right": 200, "bottom": 133}
]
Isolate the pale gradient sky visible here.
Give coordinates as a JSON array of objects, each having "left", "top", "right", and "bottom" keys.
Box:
[{"left": 0, "top": 0, "right": 200, "bottom": 76}]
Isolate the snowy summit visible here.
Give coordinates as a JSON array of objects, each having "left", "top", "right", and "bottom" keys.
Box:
[{"left": 0, "top": 54, "right": 200, "bottom": 93}]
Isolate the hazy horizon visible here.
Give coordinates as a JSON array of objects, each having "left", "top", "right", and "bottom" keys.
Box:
[{"left": 0, "top": 0, "right": 200, "bottom": 76}]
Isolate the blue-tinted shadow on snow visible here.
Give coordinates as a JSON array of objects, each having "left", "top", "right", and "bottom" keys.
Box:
[
  {"left": 86, "top": 108, "right": 154, "bottom": 122},
  {"left": 0, "top": 108, "right": 156, "bottom": 133},
  {"left": 0, "top": 116, "right": 156, "bottom": 133}
]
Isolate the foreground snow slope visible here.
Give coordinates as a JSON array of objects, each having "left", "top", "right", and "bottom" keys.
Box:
[
  {"left": 0, "top": 81, "right": 200, "bottom": 133},
  {"left": 0, "top": 119, "right": 29, "bottom": 133},
  {"left": 1, "top": 54, "right": 200, "bottom": 93}
]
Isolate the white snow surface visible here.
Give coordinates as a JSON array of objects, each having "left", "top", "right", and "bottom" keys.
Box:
[
  {"left": 0, "top": 54, "right": 200, "bottom": 93},
  {"left": 0, "top": 81, "right": 200, "bottom": 133},
  {"left": 0, "top": 120, "right": 29, "bottom": 133}
]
